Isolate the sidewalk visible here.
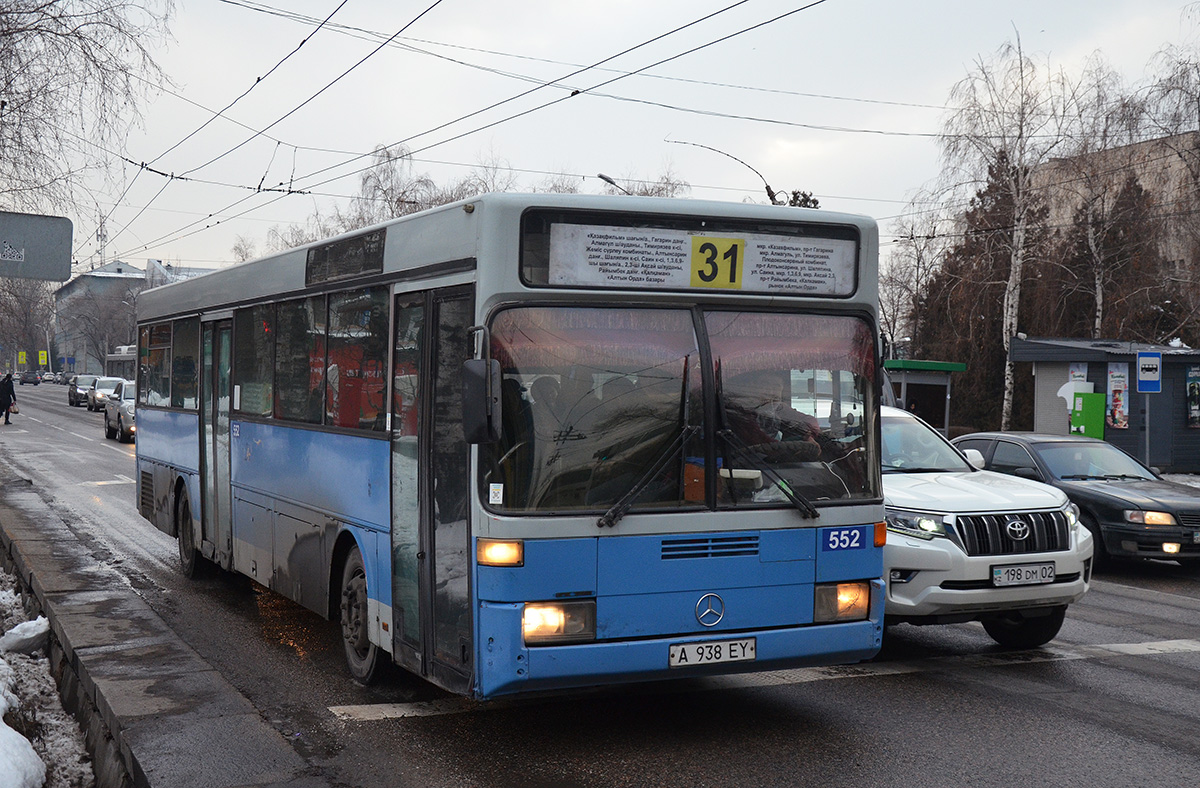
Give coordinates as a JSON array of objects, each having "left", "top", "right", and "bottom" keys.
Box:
[{"left": 0, "top": 471, "right": 328, "bottom": 788}]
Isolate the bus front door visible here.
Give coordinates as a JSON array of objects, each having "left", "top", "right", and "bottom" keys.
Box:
[
  {"left": 201, "top": 320, "right": 234, "bottom": 568},
  {"left": 390, "top": 290, "right": 474, "bottom": 694}
]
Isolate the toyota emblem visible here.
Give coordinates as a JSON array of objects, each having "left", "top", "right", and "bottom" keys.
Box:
[
  {"left": 695, "top": 593, "right": 725, "bottom": 627},
  {"left": 1005, "top": 519, "right": 1031, "bottom": 541}
]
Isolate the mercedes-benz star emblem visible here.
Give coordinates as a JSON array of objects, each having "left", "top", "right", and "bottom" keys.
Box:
[
  {"left": 696, "top": 593, "right": 725, "bottom": 627},
  {"left": 1005, "top": 519, "right": 1031, "bottom": 541}
]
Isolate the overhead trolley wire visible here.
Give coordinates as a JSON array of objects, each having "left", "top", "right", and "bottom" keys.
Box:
[{"left": 74, "top": 0, "right": 351, "bottom": 263}]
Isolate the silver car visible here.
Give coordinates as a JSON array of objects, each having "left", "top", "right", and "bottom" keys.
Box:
[
  {"left": 87, "top": 376, "right": 122, "bottom": 411},
  {"left": 103, "top": 380, "right": 136, "bottom": 442}
]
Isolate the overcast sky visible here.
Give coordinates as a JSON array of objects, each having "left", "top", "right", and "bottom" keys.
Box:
[{"left": 74, "top": 0, "right": 1192, "bottom": 272}]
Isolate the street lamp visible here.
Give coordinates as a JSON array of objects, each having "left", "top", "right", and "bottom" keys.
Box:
[{"left": 597, "top": 173, "right": 633, "bottom": 195}]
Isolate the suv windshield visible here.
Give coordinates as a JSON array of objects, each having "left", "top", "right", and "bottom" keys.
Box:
[
  {"left": 881, "top": 413, "right": 971, "bottom": 473},
  {"left": 482, "top": 306, "right": 878, "bottom": 515}
]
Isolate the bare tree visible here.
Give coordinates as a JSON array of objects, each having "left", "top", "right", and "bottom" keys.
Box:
[
  {"left": 601, "top": 164, "right": 690, "bottom": 198},
  {"left": 531, "top": 172, "right": 582, "bottom": 194},
  {"left": 1035, "top": 56, "right": 1149, "bottom": 337},
  {"left": 0, "top": 0, "right": 173, "bottom": 212},
  {"left": 938, "top": 37, "right": 1071, "bottom": 429},
  {"left": 0, "top": 278, "right": 53, "bottom": 368},
  {"left": 883, "top": 195, "right": 947, "bottom": 354},
  {"left": 231, "top": 235, "right": 257, "bottom": 263},
  {"left": 59, "top": 282, "right": 139, "bottom": 370}
]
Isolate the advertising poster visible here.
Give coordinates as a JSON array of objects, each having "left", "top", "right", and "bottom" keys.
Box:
[
  {"left": 1069, "top": 362, "right": 1088, "bottom": 382},
  {"left": 1188, "top": 366, "right": 1200, "bottom": 428},
  {"left": 1107, "top": 363, "right": 1129, "bottom": 429}
]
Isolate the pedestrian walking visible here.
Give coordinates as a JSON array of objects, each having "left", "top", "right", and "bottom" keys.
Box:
[{"left": 0, "top": 372, "right": 15, "bottom": 424}]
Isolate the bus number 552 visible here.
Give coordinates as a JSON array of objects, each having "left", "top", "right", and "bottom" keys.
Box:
[{"left": 825, "top": 527, "right": 864, "bottom": 551}]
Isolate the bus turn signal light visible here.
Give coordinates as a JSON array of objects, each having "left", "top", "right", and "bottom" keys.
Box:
[{"left": 477, "top": 539, "right": 523, "bottom": 567}]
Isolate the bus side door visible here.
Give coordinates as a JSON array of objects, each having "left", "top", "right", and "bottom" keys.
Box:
[{"left": 390, "top": 287, "right": 474, "bottom": 694}]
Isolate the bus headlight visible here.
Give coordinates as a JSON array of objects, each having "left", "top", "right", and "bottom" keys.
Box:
[
  {"left": 523, "top": 601, "right": 596, "bottom": 644},
  {"left": 813, "top": 582, "right": 871, "bottom": 623}
]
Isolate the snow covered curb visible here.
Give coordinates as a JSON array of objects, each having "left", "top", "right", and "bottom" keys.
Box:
[{"left": 1, "top": 568, "right": 94, "bottom": 788}]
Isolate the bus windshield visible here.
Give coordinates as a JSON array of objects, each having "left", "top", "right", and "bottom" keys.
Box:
[{"left": 484, "top": 306, "right": 878, "bottom": 515}]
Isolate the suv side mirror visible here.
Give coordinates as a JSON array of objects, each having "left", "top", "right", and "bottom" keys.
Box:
[
  {"left": 462, "top": 358, "right": 501, "bottom": 444},
  {"left": 962, "top": 448, "right": 985, "bottom": 469}
]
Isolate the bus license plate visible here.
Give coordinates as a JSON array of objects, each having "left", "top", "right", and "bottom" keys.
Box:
[
  {"left": 992, "top": 562, "right": 1055, "bottom": 587},
  {"left": 669, "top": 638, "right": 756, "bottom": 668}
]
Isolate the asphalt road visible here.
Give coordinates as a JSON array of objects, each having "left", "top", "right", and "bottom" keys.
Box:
[{"left": 4, "top": 381, "right": 1200, "bottom": 787}]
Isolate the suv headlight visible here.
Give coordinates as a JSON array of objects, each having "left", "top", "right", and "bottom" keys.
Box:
[
  {"left": 886, "top": 509, "right": 947, "bottom": 540},
  {"left": 1065, "top": 502, "right": 1080, "bottom": 528}
]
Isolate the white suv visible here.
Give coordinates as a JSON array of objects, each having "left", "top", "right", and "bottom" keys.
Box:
[{"left": 882, "top": 406, "right": 1093, "bottom": 648}]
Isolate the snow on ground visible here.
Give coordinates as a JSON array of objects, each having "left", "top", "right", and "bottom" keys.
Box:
[{"left": 0, "top": 568, "right": 94, "bottom": 788}]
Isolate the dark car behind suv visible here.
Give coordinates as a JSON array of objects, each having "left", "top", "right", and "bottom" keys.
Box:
[
  {"left": 68, "top": 374, "right": 98, "bottom": 406},
  {"left": 952, "top": 432, "right": 1200, "bottom": 567}
]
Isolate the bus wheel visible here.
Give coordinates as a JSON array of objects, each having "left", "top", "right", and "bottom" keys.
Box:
[
  {"left": 339, "top": 546, "right": 383, "bottom": 684},
  {"left": 177, "top": 492, "right": 204, "bottom": 578}
]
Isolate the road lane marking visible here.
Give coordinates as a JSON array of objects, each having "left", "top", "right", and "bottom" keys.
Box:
[
  {"left": 327, "top": 638, "right": 1200, "bottom": 721},
  {"left": 69, "top": 432, "right": 95, "bottom": 442},
  {"left": 80, "top": 475, "right": 136, "bottom": 486}
]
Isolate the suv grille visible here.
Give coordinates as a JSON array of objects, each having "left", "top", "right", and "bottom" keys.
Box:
[{"left": 954, "top": 511, "right": 1070, "bottom": 557}]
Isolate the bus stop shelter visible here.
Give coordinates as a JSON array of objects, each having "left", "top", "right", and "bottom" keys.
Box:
[{"left": 884, "top": 359, "right": 966, "bottom": 435}]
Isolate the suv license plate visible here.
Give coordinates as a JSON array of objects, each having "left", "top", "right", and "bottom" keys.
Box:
[
  {"left": 992, "top": 562, "right": 1055, "bottom": 587},
  {"left": 669, "top": 638, "right": 756, "bottom": 668}
]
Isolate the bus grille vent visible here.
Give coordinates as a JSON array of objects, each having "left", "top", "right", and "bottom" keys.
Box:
[
  {"left": 661, "top": 535, "right": 759, "bottom": 560},
  {"left": 139, "top": 471, "right": 154, "bottom": 519}
]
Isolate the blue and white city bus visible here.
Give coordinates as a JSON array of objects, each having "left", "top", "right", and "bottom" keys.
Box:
[{"left": 134, "top": 193, "right": 886, "bottom": 699}]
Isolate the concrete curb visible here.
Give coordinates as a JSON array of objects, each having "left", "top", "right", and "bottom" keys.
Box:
[{"left": 0, "top": 474, "right": 328, "bottom": 788}]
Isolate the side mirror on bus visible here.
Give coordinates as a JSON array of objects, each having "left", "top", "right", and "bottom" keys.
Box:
[{"left": 462, "top": 358, "right": 502, "bottom": 444}]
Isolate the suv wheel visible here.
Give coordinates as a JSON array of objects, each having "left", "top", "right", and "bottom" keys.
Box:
[{"left": 981, "top": 606, "right": 1067, "bottom": 649}]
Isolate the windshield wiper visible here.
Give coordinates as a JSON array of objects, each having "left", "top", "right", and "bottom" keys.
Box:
[
  {"left": 710, "top": 358, "right": 819, "bottom": 519},
  {"left": 883, "top": 466, "right": 954, "bottom": 474},
  {"left": 597, "top": 425, "right": 699, "bottom": 529},
  {"left": 1059, "top": 474, "right": 1108, "bottom": 480},
  {"left": 718, "top": 429, "right": 820, "bottom": 519}
]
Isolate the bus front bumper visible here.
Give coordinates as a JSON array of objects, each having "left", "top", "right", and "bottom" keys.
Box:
[{"left": 475, "top": 578, "right": 884, "bottom": 699}]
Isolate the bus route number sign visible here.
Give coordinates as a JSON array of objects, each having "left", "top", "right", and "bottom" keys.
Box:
[{"left": 690, "top": 236, "right": 745, "bottom": 290}]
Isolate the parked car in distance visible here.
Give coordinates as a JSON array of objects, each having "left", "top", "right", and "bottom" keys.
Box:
[
  {"left": 18, "top": 370, "right": 39, "bottom": 385},
  {"left": 86, "top": 377, "right": 122, "bottom": 412},
  {"left": 953, "top": 431, "right": 1200, "bottom": 569},
  {"left": 68, "top": 375, "right": 98, "bottom": 406},
  {"left": 104, "top": 380, "right": 136, "bottom": 442},
  {"left": 882, "top": 407, "right": 1093, "bottom": 648}
]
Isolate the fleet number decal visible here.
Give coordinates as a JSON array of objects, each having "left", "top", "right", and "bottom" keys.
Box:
[{"left": 821, "top": 526, "right": 867, "bottom": 551}]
